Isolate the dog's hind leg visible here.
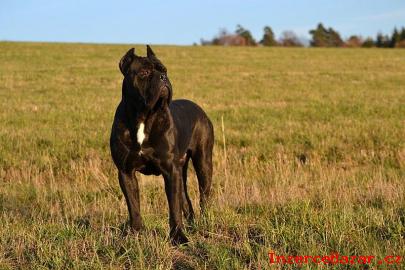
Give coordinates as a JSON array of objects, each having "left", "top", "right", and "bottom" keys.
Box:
[
  {"left": 191, "top": 143, "right": 213, "bottom": 214},
  {"left": 181, "top": 153, "right": 195, "bottom": 223},
  {"left": 118, "top": 171, "right": 143, "bottom": 231}
]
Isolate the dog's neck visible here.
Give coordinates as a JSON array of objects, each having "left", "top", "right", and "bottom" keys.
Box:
[
  {"left": 121, "top": 79, "right": 149, "bottom": 126},
  {"left": 121, "top": 79, "right": 170, "bottom": 146}
]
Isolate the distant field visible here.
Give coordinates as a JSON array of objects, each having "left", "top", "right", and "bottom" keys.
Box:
[{"left": 0, "top": 42, "right": 404, "bottom": 269}]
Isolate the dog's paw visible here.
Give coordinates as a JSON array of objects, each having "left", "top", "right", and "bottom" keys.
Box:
[
  {"left": 171, "top": 231, "right": 189, "bottom": 246},
  {"left": 120, "top": 220, "right": 144, "bottom": 236}
]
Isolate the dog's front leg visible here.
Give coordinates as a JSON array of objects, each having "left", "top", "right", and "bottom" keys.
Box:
[
  {"left": 118, "top": 171, "right": 143, "bottom": 231},
  {"left": 163, "top": 166, "right": 189, "bottom": 245}
]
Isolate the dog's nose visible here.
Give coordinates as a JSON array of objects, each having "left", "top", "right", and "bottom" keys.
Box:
[{"left": 160, "top": 74, "right": 167, "bottom": 82}]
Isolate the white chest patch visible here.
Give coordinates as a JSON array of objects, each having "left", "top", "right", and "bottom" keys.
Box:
[{"left": 137, "top": 122, "right": 145, "bottom": 146}]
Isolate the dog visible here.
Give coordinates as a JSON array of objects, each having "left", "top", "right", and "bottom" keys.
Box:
[{"left": 110, "top": 45, "right": 214, "bottom": 245}]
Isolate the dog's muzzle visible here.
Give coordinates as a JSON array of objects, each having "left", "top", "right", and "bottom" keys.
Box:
[
  {"left": 144, "top": 85, "right": 169, "bottom": 111},
  {"left": 160, "top": 85, "right": 169, "bottom": 98}
]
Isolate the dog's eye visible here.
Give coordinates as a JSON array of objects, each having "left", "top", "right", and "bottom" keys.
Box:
[{"left": 157, "top": 65, "right": 167, "bottom": 73}]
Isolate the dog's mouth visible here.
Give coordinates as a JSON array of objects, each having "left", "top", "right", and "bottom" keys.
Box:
[
  {"left": 160, "top": 85, "right": 169, "bottom": 97},
  {"left": 146, "top": 86, "right": 169, "bottom": 111}
]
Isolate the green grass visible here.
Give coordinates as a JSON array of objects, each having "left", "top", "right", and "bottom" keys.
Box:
[{"left": 0, "top": 42, "right": 404, "bottom": 269}]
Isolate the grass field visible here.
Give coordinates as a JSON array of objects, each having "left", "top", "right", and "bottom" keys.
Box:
[{"left": 0, "top": 42, "right": 404, "bottom": 269}]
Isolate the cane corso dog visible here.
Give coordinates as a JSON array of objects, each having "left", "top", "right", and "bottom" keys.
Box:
[{"left": 110, "top": 46, "right": 214, "bottom": 245}]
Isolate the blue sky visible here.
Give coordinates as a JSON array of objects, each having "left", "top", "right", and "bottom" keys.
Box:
[{"left": 1, "top": 0, "right": 404, "bottom": 45}]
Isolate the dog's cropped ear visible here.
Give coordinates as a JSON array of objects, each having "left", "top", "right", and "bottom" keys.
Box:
[
  {"left": 146, "top": 45, "right": 167, "bottom": 72},
  {"left": 146, "top": 45, "right": 156, "bottom": 58},
  {"left": 119, "top": 48, "right": 135, "bottom": 76}
]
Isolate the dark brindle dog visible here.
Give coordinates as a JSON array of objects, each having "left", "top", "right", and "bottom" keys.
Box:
[{"left": 110, "top": 46, "right": 214, "bottom": 245}]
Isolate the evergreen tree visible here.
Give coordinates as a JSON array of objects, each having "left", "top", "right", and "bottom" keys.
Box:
[
  {"left": 235, "top": 25, "right": 257, "bottom": 46},
  {"left": 390, "top": 28, "right": 401, "bottom": 47},
  {"left": 376, "top": 33, "right": 386, "bottom": 47},
  {"left": 376, "top": 33, "right": 391, "bottom": 48},
  {"left": 309, "top": 23, "right": 328, "bottom": 47},
  {"left": 328, "top": 27, "right": 344, "bottom": 47},
  {"left": 362, "top": 37, "right": 375, "bottom": 48},
  {"left": 401, "top": 27, "right": 405, "bottom": 41},
  {"left": 309, "top": 23, "right": 343, "bottom": 47},
  {"left": 376, "top": 33, "right": 384, "bottom": 47},
  {"left": 260, "top": 26, "right": 277, "bottom": 46}
]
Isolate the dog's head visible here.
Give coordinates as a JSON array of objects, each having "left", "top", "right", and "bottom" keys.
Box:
[{"left": 119, "top": 45, "right": 172, "bottom": 110}]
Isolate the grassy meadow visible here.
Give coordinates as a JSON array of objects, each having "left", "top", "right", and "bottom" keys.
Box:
[{"left": 0, "top": 42, "right": 404, "bottom": 269}]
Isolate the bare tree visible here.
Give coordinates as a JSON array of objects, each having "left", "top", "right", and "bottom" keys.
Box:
[
  {"left": 345, "top": 35, "right": 363, "bottom": 47},
  {"left": 279, "top": 31, "right": 303, "bottom": 47}
]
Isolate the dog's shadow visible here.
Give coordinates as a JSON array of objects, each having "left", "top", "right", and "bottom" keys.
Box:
[
  {"left": 119, "top": 223, "right": 199, "bottom": 270},
  {"left": 72, "top": 216, "right": 208, "bottom": 269}
]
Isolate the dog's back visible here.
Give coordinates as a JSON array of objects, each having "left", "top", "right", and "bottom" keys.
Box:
[{"left": 169, "top": 99, "right": 214, "bottom": 156}]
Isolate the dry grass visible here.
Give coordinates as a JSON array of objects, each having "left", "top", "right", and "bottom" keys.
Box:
[{"left": 0, "top": 42, "right": 404, "bottom": 269}]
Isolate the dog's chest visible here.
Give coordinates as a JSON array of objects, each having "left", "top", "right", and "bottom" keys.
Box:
[
  {"left": 136, "top": 122, "right": 146, "bottom": 154},
  {"left": 133, "top": 121, "right": 156, "bottom": 157},
  {"left": 121, "top": 123, "right": 147, "bottom": 155},
  {"left": 137, "top": 122, "right": 145, "bottom": 145},
  {"left": 121, "top": 118, "right": 173, "bottom": 173}
]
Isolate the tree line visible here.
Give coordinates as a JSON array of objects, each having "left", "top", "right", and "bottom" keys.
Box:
[{"left": 200, "top": 23, "right": 405, "bottom": 48}]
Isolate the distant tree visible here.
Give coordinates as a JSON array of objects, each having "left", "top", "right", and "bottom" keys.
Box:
[
  {"left": 211, "top": 28, "right": 227, "bottom": 45},
  {"left": 328, "top": 27, "right": 344, "bottom": 47},
  {"left": 279, "top": 31, "right": 303, "bottom": 47},
  {"left": 375, "top": 33, "right": 383, "bottom": 47},
  {"left": 217, "top": 35, "right": 246, "bottom": 46},
  {"left": 362, "top": 37, "right": 375, "bottom": 48},
  {"left": 345, "top": 35, "right": 363, "bottom": 47},
  {"left": 309, "top": 23, "right": 343, "bottom": 47},
  {"left": 396, "top": 40, "right": 405, "bottom": 48},
  {"left": 309, "top": 23, "right": 328, "bottom": 47},
  {"left": 201, "top": 24, "right": 405, "bottom": 48},
  {"left": 260, "top": 26, "right": 277, "bottom": 46},
  {"left": 203, "top": 28, "right": 247, "bottom": 46},
  {"left": 235, "top": 24, "right": 257, "bottom": 46},
  {"left": 390, "top": 28, "right": 401, "bottom": 47},
  {"left": 200, "top": 38, "right": 212, "bottom": 46},
  {"left": 397, "top": 27, "right": 405, "bottom": 48},
  {"left": 218, "top": 28, "right": 229, "bottom": 38},
  {"left": 400, "top": 27, "right": 405, "bottom": 41},
  {"left": 203, "top": 28, "right": 226, "bottom": 45},
  {"left": 375, "top": 32, "right": 390, "bottom": 48}
]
